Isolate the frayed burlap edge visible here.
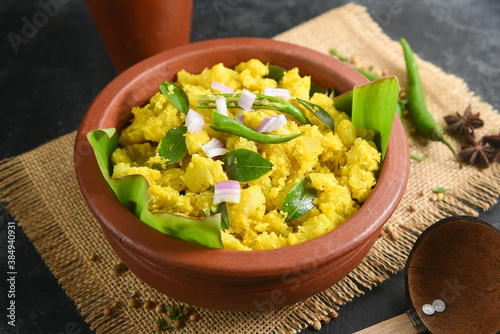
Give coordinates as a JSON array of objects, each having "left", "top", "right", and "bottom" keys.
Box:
[
  {"left": 0, "top": 144, "right": 133, "bottom": 334},
  {"left": 1, "top": 3, "right": 500, "bottom": 334}
]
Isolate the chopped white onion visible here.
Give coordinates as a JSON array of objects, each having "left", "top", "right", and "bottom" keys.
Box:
[
  {"left": 205, "top": 147, "right": 229, "bottom": 158},
  {"left": 256, "top": 114, "right": 287, "bottom": 133},
  {"left": 235, "top": 109, "right": 246, "bottom": 118},
  {"left": 216, "top": 97, "right": 228, "bottom": 116},
  {"left": 202, "top": 138, "right": 228, "bottom": 158},
  {"left": 236, "top": 115, "right": 245, "bottom": 124},
  {"left": 238, "top": 89, "right": 256, "bottom": 111},
  {"left": 202, "top": 138, "right": 224, "bottom": 150},
  {"left": 211, "top": 81, "right": 234, "bottom": 94},
  {"left": 214, "top": 180, "right": 241, "bottom": 204},
  {"left": 185, "top": 109, "right": 204, "bottom": 133},
  {"left": 263, "top": 88, "right": 291, "bottom": 101}
]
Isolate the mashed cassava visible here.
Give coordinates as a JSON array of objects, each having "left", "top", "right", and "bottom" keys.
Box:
[{"left": 111, "top": 59, "right": 380, "bottom": 250}]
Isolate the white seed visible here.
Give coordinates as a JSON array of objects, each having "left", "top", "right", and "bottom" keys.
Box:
[
  {"left": 433, "top": 299, "right": 446, "bottom": 312},
  {"left": 422, "top": 303, "right": 435, "bottom": 316}
]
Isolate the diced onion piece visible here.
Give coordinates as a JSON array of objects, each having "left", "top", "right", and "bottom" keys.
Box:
[
  {"left": 263, "top": 88, "right": 291, "bottom": 101},
  {"left": 236, "top": 115, "right": 245, "bottom": 124},
  {"left": 216, "top": 97, "right": 228, "bottom": 116},
  {"left": 202, "top": 137, "right": 225, "bottom": 150},
  {"left": 185, "top": 109, "right": 204, "bottom": 133},
  {"left": 234, "top": 109, "right": 246, "bottom": 124},
  {"left": 204, "top": 147, "right": 229, "bottom": 158},
  {"left": 238, "top": 89, "right": 256, "bottom": 111},
  {"left": 214, "top": 180, "right": 241, "bottom": 204},
  {"left": 202, "top": 138, "right": 228, "bottom": 158},
  {"left": 211, "top": 81, "right": 234, "bottom": 94},
  {"left": 256, "top": 114, "right": 287, "bottom": 133}
]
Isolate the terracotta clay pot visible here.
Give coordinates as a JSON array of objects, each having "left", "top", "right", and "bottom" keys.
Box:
[
  {"left": 84, "top": 0, "right": 193, "bottom": 73},
  {"left": 74, "top": 38, "right": 410, "bottom": 311}
]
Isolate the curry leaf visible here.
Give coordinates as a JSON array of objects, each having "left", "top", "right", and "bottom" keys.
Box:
[
  {"left": 158, "top": 126, "right": 187, "bottom": 167},
  {"left": 265, "top": 64, "right": 286, "bottom": 82},
  {"left": 281, "top": 177, "right": 317, "bottom": 222},
  {"left": 87, "top": 128, "right": 223, "bottom": 249},
  {"left": 159, "top": 81, "right": 189, "bottom": 114},
  {"left": 221, "top": 148, "right": 273, "bottom": 182},
  {"left": 295, "top": 98, "right": 335, "bottom": 132},
  {"left": 219, "top": 202, "right": 231, "bottom": 229}
]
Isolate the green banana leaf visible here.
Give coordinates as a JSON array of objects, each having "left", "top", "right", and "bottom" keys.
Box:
[
  {"left": 334, "top": 77, "right": 399, "bottom": 160},
  {"left": 87, "top": 128, "right": 223, "bottom": 249}
]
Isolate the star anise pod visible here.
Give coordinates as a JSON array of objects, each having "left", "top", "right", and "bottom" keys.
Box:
[
  {"left": 482, "top": 133, "right": 500, "bottom": 148},
  {"left": 444, "top": 105, "right": 484, "bottom": 139},
  {"left": 483, "top": 134, "right": 500, "bottom": 164},
  {"left": 458, "top": 139, "right": 494, "bottom": 169}
]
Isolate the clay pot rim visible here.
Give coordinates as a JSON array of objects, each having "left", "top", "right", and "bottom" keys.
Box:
[{"left": 74, "top": 37, "right": 410, "bottom": 279}]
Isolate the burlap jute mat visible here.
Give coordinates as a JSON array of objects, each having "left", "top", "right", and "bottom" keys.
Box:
[{"left": 1, "top": 3, "right": 500, "bottom": 333}]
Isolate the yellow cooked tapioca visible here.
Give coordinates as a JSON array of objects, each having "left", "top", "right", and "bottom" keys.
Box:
[{"left": 112, "top": 59, "right": 380, "bottom": 250}]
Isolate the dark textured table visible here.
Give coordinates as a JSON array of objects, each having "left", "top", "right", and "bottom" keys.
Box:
[{"left": 1, "top": 1, "right": 499, "bottom": 333}]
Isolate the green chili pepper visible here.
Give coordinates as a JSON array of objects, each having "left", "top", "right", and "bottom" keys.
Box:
[
  {"left": 210, "top": 112, "right": 304, "bottom": 143},
  {"left": 400, "top": 38, "right": 462, "bottom": 167},
  {"left": 197, "top": 93, "right": 310, "bottom": 125}
]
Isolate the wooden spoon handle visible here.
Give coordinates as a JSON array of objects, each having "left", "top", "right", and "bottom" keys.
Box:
[{"left": 354, "top": 313, "right": 425, "bottom": 334}]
